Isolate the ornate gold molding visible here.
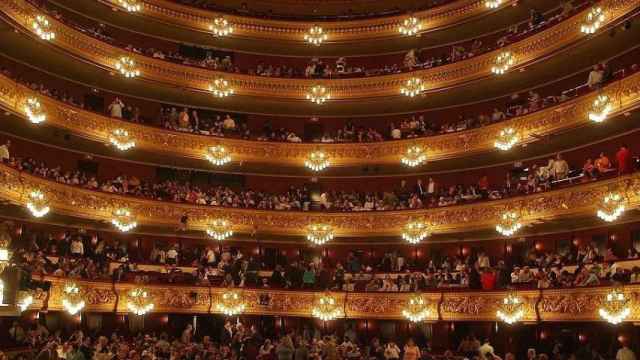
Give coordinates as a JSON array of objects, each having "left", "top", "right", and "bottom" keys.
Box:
[
  {"left": 37, "top": 276, "right": 640, "bottom": 321},
  {"left": 2, "top": 0, "right": 638, "bottom": 100},
  {"left": 100, "top": 0, "right": 513, "bottom": 42},
  {"left": 1, "top": 164, "right": 639, "bottom": 237},
  {"left": 0, "top": 72, "right": 639, "bottom": 167}
]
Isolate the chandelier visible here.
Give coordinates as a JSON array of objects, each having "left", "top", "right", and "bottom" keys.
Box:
[
  {"left": 400, "top": 77, "right": 425, "bottom": 97},
  {"left": 205, "top": 145, "right": 232, "bottom": 166},
  {"left": 402, "top": 221, "right": 430, "bottom": 244},
  {"left": 24, "top": 97, "right": 46, "bottom": 124},
  {"left": 494, "top": 128, "right": 519, "bottom": 151},
  {"left": 496, "top": 211, "right": 522, "bottom": 236},
  {"left": 588, "top": 94, "right": 612, "bottom": 123},
  {"left": 127, "top": 288, "right": 154, "bottom": 315},
  {"left": 596, "top": 192, "right": 625, "bottom": 222},
  {"left": 496, "top": 292, "right": 524, "bottom": 324},
  {"left": 491, "top": 51, "right": 515, "bottom": 75},
  {"left": 304, "top": 25, "right": 328, "bottom": 45},
  {"left": 111, "top": 208, "right": 137, "bottom": 232},
  {"left": 485, "top": 0, "right": 502, "bottom": 9},
  {"left": 32, "top": 15, "right": 55, "bottom": 41},
  {"left": 209, "top": 78, "right": 234, "bottom": 98},
  {"left": 599, "top": 288, "right": 630, "bottom": 324},
  {"left": 312, "top": 293, "right": 343, "bottom": 321},
  {"left": 304, "top": 151, "right": 330, "bottom": 171},
  {"left": 402, "top": 294, "right": 431, "bottom": 322},
  {"left": 306, "top": 224, "right": 334, "bottom": 245},
  {"left": 216, "top": 290, "right": 246, "bottom": 316},
  {"left": 401, "top": 145, "right": 427, "bottom": 167},
  {"left": 398, "top": 17, "right": 421, "bottom": 36},
  {"left": 581, "top": 7, "right": 605, "bottom": 34},
  {"left": 62, "top": 283, "right": 85, "bottom": 315},
  {"left": 209, "top": 17, "right": 233, "bottom": 37},
  {"left": 16, "top": 291, "right": 34, "bottom": 312},
  {"left": 115, "top": 56, "right": 140, "bottom": 78},
  {"left": 109, "top": 129, "right": 136, "bottom": 151},
  {"left": 26, "top": 190, "right": 50, "bottom": 218},
  {"left": 306, "top": 85, "right": 330, "bottom": 105},
  {"left": 118, "top": 0, "right": 142, "bottom": 12},
  {"left": 206, "top": 219, "right": 233, "bottom": 240}
]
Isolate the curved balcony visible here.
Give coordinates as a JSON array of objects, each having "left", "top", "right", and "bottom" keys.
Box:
[
  {"left": 1, "top": 68, "right": 639, "bottom": 172},
  {"left": 0, "top": 163, "right": 638, "bottom": 238},
  {"left": 2, "top": 0, "right": 638, "bottom": 104},
  {"left": 21, "top": 276, "right": 640, "bottom": 322}
]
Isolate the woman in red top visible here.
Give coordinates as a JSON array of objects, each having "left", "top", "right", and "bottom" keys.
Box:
[{"left": 616, "top": 144, "right": 632, "bottom": 175}]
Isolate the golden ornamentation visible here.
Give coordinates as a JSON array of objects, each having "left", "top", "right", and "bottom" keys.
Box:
[
  {"left": 402, "top": 294, "right": 431, "bottom": 322},
  {"left": 24, "top": 97, "right": 46, "bottom": 124},
  {"left": 26, "top": 190, "right": 50, "bottom": 217},
  {"left": 312, "top": 293, "right": 343, "bottom": 321},
  {"left": 306, "top": 224, "right": 334, "bottom": 245},
  {"left": 216, "top": 289, "right": 246, "bottom": 316},
  {"left": 306, "top": 85, "right": 330, "bottom": 104},
  {"left": 127, "top": 288, "right": 154, "bottom": 315},
  {"left": 494, "top": 127, "right": 519, "bottom": 151},
  {"left": 402, "top": 221, "right": 430, "bottom": 244},
  {"left": 400, "top": 77, "right": 425, "bottom": 97},
  {"left": 581, "top": 7, "right": 605, "bottom": 34},
  {"left": 496, "top": 292, "right": 524, "bottom": 324},
  {"left": 401, "top": 146, "right": 427, "bottom": 167},
  {"left": 208, "top": 78, "right": 234, "bottom": 98},
  {"left": 398, "top": 17, "right": 421, "bottom": 36},
  {"left": 62, "top": 283, "right": 85, "bottom": 315},
  {"left": 597, "top": 192, "right": 625, "bottom": 222},
  {"left": 496, "top": 211, "right": 522, "bottom": 236},
  {"left": 588, "top": 94, "right": 613, "bottom": 123},
  {"left": 485, "top": 0, "right": 503, "bottom": 9},
  {"left": 111, "top": 208, "right": 137, "bottom": 232},
  {"left": 115, "top": 56, "right": 140, "bottom": 78},
  {"left": 304, "top": 25, "right": 327, "bottom": 45},
  {"left": 209, "top": 17, "right": 233, "bottom": 37},
  {"left": 32, "top": 15, "right": 55, "bottom": 40},
  {"left": 109, "top": 128, "right": 136, "bottom": 151},
  {"left": 304, "top": 151, "right": 330, "bottom": 171},
  {"left": 206, "top": 219, "right": 233, "bottom": 240},
  {"left": 599, "top": 288, "right": 630, "bottom": 324},
  {"left": 118, "top": 0, "right": 142, "bottom": 12},
  {"left": 205, "top": 145, "right": 232, "bottom": 166},
  {"left": 491, "top": 51, "right": 514, "bottom": 75}
]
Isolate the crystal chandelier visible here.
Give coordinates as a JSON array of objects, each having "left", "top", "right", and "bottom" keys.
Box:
[
  {"left": 306, "top": 85, "right": 330, "bottom": 105},
  {"left": 209, "top": 17, "right": 233, "bottom": 37},
  {"left": 496, "top": 292, "right": 524, "bottom": 324},
  {"left": 111, "top": 208, "right": 137, "bottom": 232},
  {"left": 400, "top": 77, "right": 425, "bottom": 97},
  {"left": 312, "top": 293, "right": 343, "bottom": 321},
  {"left": 26, "top": 190, "right": 50, "bottom": 218},
  {"left": 485, "top": 0, "right": 502, "bottom": 9},
  {"left": 127, "top": 288, "right": 154, "bottom": 315},
  {"left": 304, "top": 151, "right": 330, "bottom": 171},
  {"left": 596, "top": 192, "right": 625, "bottom": 222},
  {"left": 16, "top": 291, "right": 34, "bottom": 312},
  {"left": 32, "top": 15, "right": 55, "bottom": 41},
  {"left": 304, "top": 25, "right": 328, "bottom": 45},
  {"left": 205, "top": 145, "right": 232, "bottom": 166},
  {"left": 306, "top": 224, "right": 334, "bottom": 245},
  {"left": 491, "top": 51, "right": 515, "bottom": 75},
  {"left": 402, "top": 294, "right": 431, "bottom": 322},
  {"left": 494, "top": 128, "right": 519, "bottom": 151},
  {"left": 209, "top": 78, "right": 234, "bottom": 98},
  {"left": 588, "top": 94, "right": 612, "bottom": 123},
  {"left": 599, "top": 288, "right": 630, "bottom": 324},
  {"left": 581, "top": 7, "right": 605, "bottom": 34},
  {"left": 62, "top": 283, "right": 85, "bottom": 315},
  {"left": 24, "top": 97, "right": 46, "bottom": 124},
  {"left": 118, "top": 0, "right": 142, "bottom": 12},
  {"left": 216, "top": 290, "right": 246, "bottom": 316},
  {"left": 401, "top": 146, "right": 427, "bottom": 167},
  {"left": 115, "top": 56, "right": 140, "bottom": 78},
  {"left": 398, "top": 17, "right": 421, "bottom": 36},
  {"left": 109, "top": 129, "right": 136, "bottom": 151},
  {"left": 402, "top": 221, "right": 430, "bottom": 244},
  {"left": 496, "top": 211, "right": 522, "bottom": 236},
  {"left": 206, "top": 219, "right": 233, "bottom": 240}
]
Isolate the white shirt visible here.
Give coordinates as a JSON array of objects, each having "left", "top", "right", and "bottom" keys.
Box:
[
  {"left": 167, "top": 249, "right": 178, "bottom": 259},
  {"left": 0, "top": 144, "right": 9, "bottom": 161},
  {"left": 617, "top": 347, "right": 636, "bottom": 360},
  {"left": 391, "top": 128, "right": 402, "bottom": 139},
  {"left": 109, "top": 101, "right": 123, "bottom": 118},
  {"left": 70, "top": 240, "right": 84, "bottom": 255},
  {"left": 479, "top": 343, "right": 495, "bottom": 360}
]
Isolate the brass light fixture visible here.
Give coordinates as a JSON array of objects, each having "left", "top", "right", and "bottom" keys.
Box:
[
  {"left": 588, "top": 94, "right": 612, "bottom": 123},
  {"left": 599, "top": 288, "right": 630, "bottom": 324},
  {"left": 306, "top": 85, "right": 330, "bottom": 104},
  {"left": 127, "top": 288, "right": 154, "bottom": 315},
  {"left": 401, "top": 146, "right": 427, "bottom": 167},
  {"left": 496, "top": 291, "right": 524, "bottom": 324},
  {"left": 485, "top": 0, "right": 503, "bottom": 9},
  {"left": 16, "top": 291, "right": 34, "bottom": 312},
  {"left": 312, "top": 293, "right": 343, "bottom": 321},
  {"left": 400, "top": 77, "right": 425, "bottom": 97},
  {"left": 206, "top": 219, "right": 233, "bottom": 240},
  {"left": 398, "top": 17, "right": 421, "bottom": 36},
  {"left": 596, "top": 192, "right": 625, "bottom": 222},
  {"left": 402, "top": 221, "right": 430, "bottom": 244},
  {"left": 118, "top": 0, "right": 142, "bottom": 12},
  {"left": 32, "top": 15, "right": 55, "bottom": 41},
  {"left": 26, "top": 190, "right": 50, "bottom": 218},
  {"left": 491, "top": 51, "right": 515, "bottom": 75},
  {"left": 62, "top": 283, "right": 85, "bottom": 315},
  {"left": 209, "top": 78, "right": 234, "bottom": 98},
  {"left": 581, "top": 7, "right": 605, "bottom": 34},
  {"left": 306, "top": 224, "right": 334, "bottom": 245},
  {"left": 494, "top": 128, "right": 519, "bottom": 151},
  {"left": 216, "top": 289, "right": 246, "bottom": 316},
  {"left": 24, "top": 97, "right": 46, "bottom": 124},
  {"left": 495, "top": 211, "right": 522, "bottom": 236},
  {"left": 304, "top": 151, "right": 330, "bottom": 171},
  {"left": 111, "top": 208, "right": 137, "bottom": 232},
  {"left": 304, "top": 25, "right": 328, "bottom": 45},
  {"left": 115, "top": 56, "right": 141, "bottom": 78},
  {"left": 402, "top": 294, "right": 431, "bottom": 322},
  {"left": 205, "top": 145, "right": 232, "bottom": 166},
  {"left": 109, "top": 129, "right": 136, "bottom": 151},
  {"left": 209, "top": 17, "right": 233, "bottom": 37}
]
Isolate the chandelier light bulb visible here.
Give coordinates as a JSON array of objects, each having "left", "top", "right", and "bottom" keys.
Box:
[
  {"left": 402, "top": 294, "right": 431, "bottom": 322},
  {"left": 304, "top": 25, "right": 328, "bottom": 46},
  {"left": 306, "top": 85, "right": 330, "bottom": 105},
  {"left": 24, "top": 97, "right": 46, "bottom": 124},
  {"left": 118, "top": 0, "right": 142, "bottom": 12},
  {"left": 599, "top": 288, "right": 630, "bottom": 324},
  {"left": 596, "top": 192, "right": 625, "bottom": 222},
  {"left": 400, "top": 77, "right": 425, "bottom": 97},
  {"left": 398, "top": 17, "right": 421, "bottom": 36},
  {"left": 485, "top": 0, "right": 503, "bottom": 9},
  {"left": 496, "top": 211, "right": 522, "bottom": 236},
  {"left": 111, "top": 208, "right": 137, "bottom": 232},
  {"left": 62, "top": 283, "right": 85, "bottom": 315},
  {"left": 17, "top": 292, "right": 34, "bottom": 312},
  {"left": 26, "top": 190, "right": 50, "bottom": 218},
  {"left": 312, "top": 294, "right": 343, "bottom": 321},
  {"left": 206, "top": 219, "right": 233, "bottom": 240},
  {"left": 402, "top": 221, "right": 430, "bottom": 244},
  {"left": 581, "top": 7, "right": 605, "bottom": 34},
  {"left": 109, "top": 128, "right": 136, "bottom": 151},
  {"left": 588, "top": 94, "right": 612, "bottom": 123},
  {"left": 32, "top": 15, "right": 55, "bottom": 41},
  {"left": 496, "top": 292, "right": 524, "bottom": 324},
  {"left": 401, "top": 146, "right": 427, "bottom": 167},
  {"left": 127, "top": 288, "right": 154, "bottom": 315},
  {"left": 306, "top": 224, "right": 334, "bottom": 245},
  {"left": 209, "top": 17, "right": 233, "bottom": 37},
  {"left": 304, "top": 151, "right": 330, "bottom": 171},
  {"left": 494, "top": 128, "right": 519, "bottom": 151},
  {"left": 205, "top": 145, "right": 232, "bottom": 166},
  {"left": 209, "top": 78, "right": 234, "bottom": 98},
  {"left": 115, "top": 56, "right": 141, "bottom": 78},
  {"left": 491, "top": 51, "right": 515, "bottom": 75},
  {"left": 216, "top": 290, "right": 246, "bottom": 316}
]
